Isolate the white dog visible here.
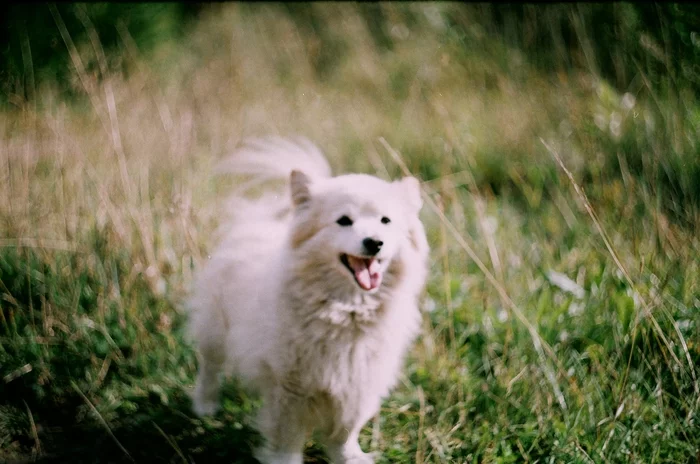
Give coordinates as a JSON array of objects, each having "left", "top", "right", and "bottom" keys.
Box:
[{"left": 188, "top": 137, "right": 429, "bottom": 464}]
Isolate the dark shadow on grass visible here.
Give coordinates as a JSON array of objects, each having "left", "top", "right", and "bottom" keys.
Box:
[
  {"left": 2, "top": 381, "right": 260, "bottom": 463},
  {"left": 3, "top": 376, "right": 333, "bottom": 464}
]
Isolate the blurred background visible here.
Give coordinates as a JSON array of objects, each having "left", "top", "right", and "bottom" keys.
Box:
[{"left": 1, "top": 3, "right": 698, "bottom": 463}]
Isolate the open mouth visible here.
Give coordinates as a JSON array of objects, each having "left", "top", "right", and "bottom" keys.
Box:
[{"left": 340, "top": 254, "right": 383, "bottom": 291}]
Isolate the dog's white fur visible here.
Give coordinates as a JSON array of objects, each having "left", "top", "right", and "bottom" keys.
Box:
[{"left": 188, "top": 137, "right": 429, "bottom": 464}]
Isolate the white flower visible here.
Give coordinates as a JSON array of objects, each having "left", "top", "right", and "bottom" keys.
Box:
[
  {"left": 609, "top": 111, "right": 622, "bottom": 138},
  {"left": 621, "top": 92, "right": 636, "bottom": 110},
  {"left": 568, "top": 302, "right": 584, "bottom": 316},
  {"left": 547, "top": 270, "right": 585, "bottom": 299},
  {"left": 594, "top": 113, "right": 607, "bottom": 130}
]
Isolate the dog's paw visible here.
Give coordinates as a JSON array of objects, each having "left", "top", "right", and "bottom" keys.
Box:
[
  {"left": 253, "top": 447, "right": 303, "bottom": 464},
  {"left": 326, "top": 443, "right": 378, "bottom": 464},
  {"left": 344, "top": 453, "right": 376, "bottom": 464},
  {"left": 333, "top": 450, "right": 377, "bottom": 464}
]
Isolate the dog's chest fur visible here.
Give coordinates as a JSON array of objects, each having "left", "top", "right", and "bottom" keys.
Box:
[{"left": 280, "top": 292, "right": 408, "bottom": 404}]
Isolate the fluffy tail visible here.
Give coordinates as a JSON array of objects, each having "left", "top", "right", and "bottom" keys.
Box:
[
  {"left": 218, "top": 136, "right": 332, "bottom": 190},
  {"left": 215, "top": 136, "right": 332, "bottom": 228}
]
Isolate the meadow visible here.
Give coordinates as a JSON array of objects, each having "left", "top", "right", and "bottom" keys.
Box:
[{"left": 1, "top": 3, "right": 698, "bottom": 463}]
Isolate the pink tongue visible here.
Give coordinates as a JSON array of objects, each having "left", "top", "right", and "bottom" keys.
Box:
[{"left": 347, "top": 256, "right": 382, "bottom": 291}]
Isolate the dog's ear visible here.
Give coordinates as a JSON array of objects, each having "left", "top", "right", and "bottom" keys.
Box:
[
  {"left": 290, "top": 170, "right": 312, "bottom": 207},
  {"left": 398, "top": 176, "right": 423, "bottom": 213}
]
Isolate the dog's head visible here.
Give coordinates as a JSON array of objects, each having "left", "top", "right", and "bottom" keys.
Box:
[{"left": 287, "top": 170, "right": 424, "bottom": 294}]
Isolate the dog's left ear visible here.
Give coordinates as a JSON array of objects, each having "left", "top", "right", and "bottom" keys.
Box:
[
  {"left": 290, "top": 170, "right": 312, "bottom": 207},
  {"left": 398, "top": 176, "right": 423, "bottom": 213}
]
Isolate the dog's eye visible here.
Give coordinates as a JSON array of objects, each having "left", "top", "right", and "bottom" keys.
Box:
[
  {"left": 336, "top": 215, "right": 353, "bottom": 226},
  {"left": 381, "top": 216, "right": 391, "bottom": 224}
]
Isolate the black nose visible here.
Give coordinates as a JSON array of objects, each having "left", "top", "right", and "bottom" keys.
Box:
[{"left": 363, "top": 237, "right": 383, "bottom": 256}]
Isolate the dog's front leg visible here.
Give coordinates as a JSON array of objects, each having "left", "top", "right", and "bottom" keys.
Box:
[
  {"left": 322, "top": 396, "right": 380, "bottom": 464},
  {"left": 253, "top": 386, "right": 310, "bottom": 464},
  {"left": 323, "top": 426, "right": 375, "bottom": 464},
  {"left": 191, "top": 351, "right": 224, "bottom": 417}
]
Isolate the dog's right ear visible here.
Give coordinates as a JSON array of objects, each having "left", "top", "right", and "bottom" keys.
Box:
[
  {"left": 290, "top": 170, "right": 312, "bottom": 207},
  {"left": 398, "top": 176, "right": 423, "bottom": 213}
]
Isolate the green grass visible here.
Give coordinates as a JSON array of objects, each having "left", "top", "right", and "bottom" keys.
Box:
[{"left": 1, "top": 3, "right": 699, "bottom": 463}]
